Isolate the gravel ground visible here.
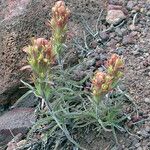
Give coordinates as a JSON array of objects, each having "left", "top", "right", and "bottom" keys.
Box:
[{"left": 1, "top": 0, "right": 150, "bottom": 149}]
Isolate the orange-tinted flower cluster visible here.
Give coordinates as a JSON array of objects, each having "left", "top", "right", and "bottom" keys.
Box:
[
  {"left": 51, "top": 1, "right": 70, "bottom": 29},
  {"left": 23, "top": 38, "right": 55, "bottom": 78},
  {"left": 92, "top": 54, "right": 124, "bottom": 99},
  {"left": 106, "top": 54, "right": 124, "bottom": 78},
  {"left": 49, "top": 1, "right": 70, "bottom": 56},
  {"left": 92, "top": 72, "right": 113, "bottom": 97},
  {"left": 23, "top": 1, "right": 70, "bottom": 78}
]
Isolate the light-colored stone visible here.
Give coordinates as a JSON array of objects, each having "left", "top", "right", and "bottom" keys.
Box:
[
  {"left": 129, "top": 24, "right": 137, "bottom": 31},
  {"left": 0, "top": 108, "right": 35, "bottom": 146},
  {"left": 16, "top": 140, "right": 27, "bottom": 147},
  {"left": 144, "top": 98, "right": 150, "bottom": 103},
  {"left": 137, "top": 147, "right": 142, "bottom": 150},
  {"left": 106, "top": 9, "right": 126, "bottom": 25}
]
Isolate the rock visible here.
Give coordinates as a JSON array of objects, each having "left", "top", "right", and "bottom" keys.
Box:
[
  {"left": 6, "top": 142, "right": 17, "bottom": 150},
  {"left": 137, "top": 129, "right": 149, "bottom": 138},
  {"left": 95, "top": 60, "right": 103, "bottom": 68},
  {"left": 98, "top": 67, "right": 104, "bottom": 72},
  {"left": 122, "top": 35, "right": 135, "bottom": 45},
  {"left": 145, "top": 126, "right": 150, "bottom": 132},
  {"left": 16, "top": 139, "right": 27, "bottom": 148},
  {"left": 6, "top": 133, "right": 23, "bottom": 150},
  {"left": 126, "top": 1, "right": 135, "bottom": 10},
  {"left": 73, "top": 69, "right": 86, "bottom": 81},
  {"left": 144, "top": 98, "right": 150, "bottom": 103},
  {"left": 108, "top": 0, "right": 124, "bottom": 5},
  {"left": 132, "top": 50, "right": 140, "bottom": 56},
  {"left": 106, "top": 9, "right": 126, "bottom": 25},
  {"left": 115, "top": 27, "right": 123, "bottom": 36},
  {"left": 11, "top": 92, "right": 38, "bottom": 109},
  {"left": 147, "top": 11, "right": 150, "bottom": 16},
  {"left": 108, "top": 4, "right": 122, "bottom": 10},
  {"left": 131, "top": 137, "right": 139, "bottom": 147},
  {"left": 107, "top": 4, "right": 128, "bottom": 16},
  {"left": 85, "top": 58, "right": 96, "bottom": 69},
  {"left": 106, "top": 39, "right": 118, "bottom": 48},
  {"left": 0, "top": 108, "right": 35, "bottom": 146},
  {"left": 137, "top": 147, "right": 142, "bottom": 150},
  {"left": 7, "top": 139, "right": 27, "bottom": 150},
  {"left": 140, "top": 8, "right": 145, "bottom": 13},
  {"left": 128, "top": 24, "right": 137, "bottom": 31},
  {"left": 119, "top": 84, "right": 126, "bottom": 91},
  {"left": 143, "top": 52, "right": 149, "bottom": 57},
  {"left": 130, "top": 31, "right": 138, "bottom": 37},
  {"left": 99, "top": 32, "right": 109, "bottom": 41},
  {"left": 135, "top": 143, "right": 141, "bottom": 148},
  {"left": 116, "top": 47, "right": 125, "bottom": 55},
  {"left": 125, "top": 138, "right": 132, "bottom": 147},
  {"left": 121, "top": 28, "right": 128, "bottom": 35},
  {"left": 132, "top": 5, "right": 140, "bottom": 12},
  {"left": 0, "top": 0, "right": 55, "bottom": 104}
]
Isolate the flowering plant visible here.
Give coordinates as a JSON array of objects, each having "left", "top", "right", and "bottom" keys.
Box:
[
  {"left": 18, "top": 1, "right": 138, "bottom": 149},
  {"left": 23, "top": 38, "right": 55, "bottom": 78},
  {"left": 92, "top": 54, "right": 124, "bottom": 103},
  {"left": 49, "top": 0, "right": 70, "bottom": 60},
  {"left": 21, "top": 1, "right": 84, "bottom": 149}
]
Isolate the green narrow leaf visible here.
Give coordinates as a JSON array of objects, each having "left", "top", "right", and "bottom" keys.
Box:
[{"left": 21, "top": 80, "right": 34, "bottom": 90}]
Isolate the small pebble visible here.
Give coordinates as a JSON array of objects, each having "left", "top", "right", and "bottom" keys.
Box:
[
  {"left": 132, "top": 50, "right": 140, "bottom": 56},
  {"left": 144, "top": 98, "right": 150, "bottom": 103},
  {"left": 128, "top": 24, "right": 136, "bottom": 31},
  {"left": 115, "top": 27, "right": 123, "bottom": 36},
  {"left": 130, "top": 31, "right": 138, "bottom": 37},
  {"left": 127, "top": 1, "right": 135, "bottom": 10},
  {"left": 122, "top": 35, "right": 134, "bottom": 45},
  {"left": 99, "top": 32, "right": 109, "bottom": 41},
  {"left": 145, "top": 126, "right": 150, "bottom": 132},
  {"left": 116, "top": 47, "right": 125, "bottom": 55},
  {"left": 86, "top": 59, "right": 96, "bottom": 68},
  {"left": 135, "top": 142, "right": 141, "bottom": 148},
  {"left": 106, "top": 9, "right": 126, "bottom": 25},
  {"left": 137, "top": 130, "right": 149, "bottom": 138},
  {"left": 17, "top": 140, "right": 27, "bottom": 147},
  {"left": 140, "top": 8, "right": 145, "bottom": 13},
  {"left": 137, "top": 147, "right": 142, "bottom": 150},
  {"left": 132, "top": 138, "right": 139, "bottom": 146},
  {"left": 133, "top": 5, "right": 140, "bottom": 12},
  {"left": 98, "top": 67, "right": 104, "bottom": 72},
  {"left": 144, "top": 53, "right": 149, "bottom": 57},
  {"left": 147, "top": 11, "right": 150, "bottom": 16},
  {"left": 95, "top": 60, "right": 103, "bottom": 67}
]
